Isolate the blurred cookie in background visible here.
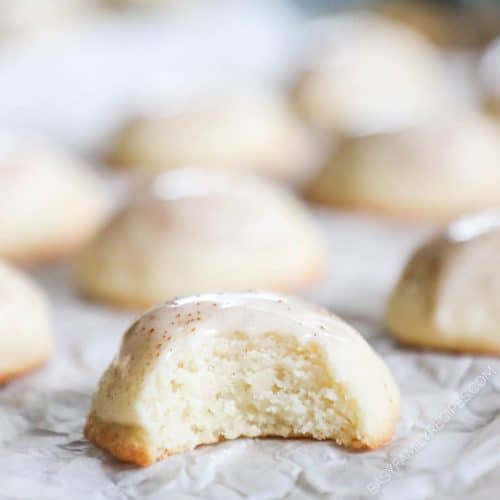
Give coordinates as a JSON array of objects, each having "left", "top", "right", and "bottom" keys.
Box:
[
  {"left": 480, "top": 37, "right": 500, "bottom": 119},
  {"left": 291, "top": 13, "right": 457, "bottom": 138},
  {"left": 386, "top": 211, "right": 500, "bottom": 355},
  {"left": 0, "top": 260, "right": 52, "bottom": 383},
  {"left": 306, "top": 112, "right": 500, "bottom": 221},
  {"left": 0, "top": 133, "right": 106, "bottom": 264},
  {"left": 0, "top": 0, "right": 95, "bottom": 41},
  {"left": 76, "top": 168, "right": 327, "bottom": 309},
  {"left": 377, "top": 0, "right": 500, "bottom": 48},
  {"left": 106, "top": 89, "right": 323, "bottom": 185},
  {"left": 376, "top": 1, "right": 465, "bottom": 47}
]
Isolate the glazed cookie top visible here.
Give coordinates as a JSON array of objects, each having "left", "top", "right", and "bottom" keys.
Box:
[
  {"left": 91, "top": 167, "right": 326, "bottom": 258},
  {"left": 76, "top": 167, "right": 328, "bottom": 307},
  {"left": 447, "top": 210, "right": 500, "bottom": 243},
  {"left": 307, "top": 111, "right": 500, "bottom": 220},
  {"left": 386, "top": 209, "right": 500, "bottom": 354},
  {"left": 107, "top": 88, "right": 322, "bottom": 182},
  {"left": 117, "top": 291, "right": 368, "bottom": 361},
  {"left": 335, "top": 112, "right": 500, "bottom": 174}
]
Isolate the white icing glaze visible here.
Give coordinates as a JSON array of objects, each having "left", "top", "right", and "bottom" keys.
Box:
[
  {"left": 111, "top": 291, "right": 368, "bottom": 382},
  {"left": 127, "top": 291, "right": 362, "bottom": 357},
  {"left": 150, "top": 167, "right": 249, "bottom": 201},
  {"left": 447, "top": 209, "right": 500, "bottom": 243}
]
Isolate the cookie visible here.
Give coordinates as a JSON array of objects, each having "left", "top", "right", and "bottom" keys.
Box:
[
  {"left": 306, "top": 112, "right": 500, "bottom": 221},
  {"left": 0, "top": 260, "right": 52, "bottom": 383},
  {"left": 292, "top": 13, "right": 452, "bottom": 136},
  {"left": 76, "top": 168, "right": 327, "bottom": 308},
  {"left": 85, "top": 291, "right": 400, "bottom": 465},
  {"left": 386, "top": 211, "right": 500, "bottom": 354},
  {"left": 106, "top": 89, "right": 321, "bottom": 184},
  {"left": 0, "top": 133, "right": 105, "bottom": 264}
]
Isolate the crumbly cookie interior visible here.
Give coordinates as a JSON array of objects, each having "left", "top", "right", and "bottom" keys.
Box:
[{"left": 139, "top": 331, "right": 360, "bottom": 457}]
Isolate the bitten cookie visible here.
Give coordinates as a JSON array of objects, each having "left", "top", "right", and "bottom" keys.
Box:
[
  {"left": 291, "top": 13, "right": 451, "bottom": 136},
  {"left": 106, "top": 89, "right": 321, "bottom": 184},
  {"left": 0, "top": 260, "right": 52, "bottom": 383},
  {"left": 0, "top": 133, "right": 105, "bottom": 264},
  {"left": 85, "top": 291, "right": 400, "bottom": 465},
  {"left": 386, "top": 211, "right": 500, "bottom": 355},
  {"left": 306, "top": 112, "right": 500, "bottom": 221},
  {"left": 76, "top": 168, "right": 327, "bottom": 308}
]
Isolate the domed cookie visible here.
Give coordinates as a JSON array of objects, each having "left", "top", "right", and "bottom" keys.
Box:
[
  {"left": 386, "top": 211, "right": 500, "bottom": 354},
  {"left": 0, "top": 260, "right": 52, "bottom": 383},
  {"left": 292, "top": 13, "right": 452, "bottom": 136},
  {"left": 76, "top": 168, "right": 327, "bottom": 308},
  {"left": 85, "top": 291, "right": 400, "bottom": 465},
  {"left": 0, "top": 133, "right": 105, "bottom": 264},
  {"left": 106, "top": 89, "right": 321, "bottom": 184},
  {"left": 306, "top": 112, "right": 500, "bottom": 221}
]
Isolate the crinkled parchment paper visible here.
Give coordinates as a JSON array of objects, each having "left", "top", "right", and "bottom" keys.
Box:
[{"left": 1, "top": 213, "right": 499, "bottom": 500}]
